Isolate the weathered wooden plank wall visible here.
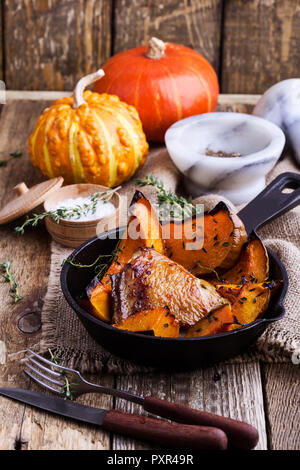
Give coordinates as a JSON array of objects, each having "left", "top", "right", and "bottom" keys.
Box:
[
  {"left": 113, "top": 0, "right": 223, "bottom": 74},
  {"left": 222, "top": 0, "right": 300, "bottom": 93},
  {"left": 0, "top": 0, "right": 299, "bottom": 92},
  {"left": 3, "top": 0, "right": 112, "bottom": 90}
]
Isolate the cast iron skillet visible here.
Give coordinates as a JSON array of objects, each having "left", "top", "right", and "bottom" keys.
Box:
[{"left": 61, "top": 172, "right": 300, "bottom": 369}]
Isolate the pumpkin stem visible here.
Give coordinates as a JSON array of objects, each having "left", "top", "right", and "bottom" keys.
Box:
[
  {"left": 145, "top": 37, "right": 166, "bottom": 59},
  {"left": 73, "top": 69, "right": 105, "bottom": 108}
]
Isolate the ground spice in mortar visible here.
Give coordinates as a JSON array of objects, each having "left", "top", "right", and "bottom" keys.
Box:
[{"left": 205, "top": 147, "right": 242, "bottom": 158}]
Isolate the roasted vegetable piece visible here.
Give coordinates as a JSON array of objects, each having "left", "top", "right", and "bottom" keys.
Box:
[
  {"left": 113, "top": 307, "right": 180, "bottom": 337},
  {"left": 215, "top": 284, "right": 242, "bottom": 303},
  {"left": 218, "top": 211, "right": 248, "bottom": 270},
  {"left": 185, "top": 304, "right": 234, "bottom": 337},
  {"left": 111, "top": 247, "right": 229, "bottom": 327},
  {"left": 129, "top": 190, "right": 165, "bottom": 254},
  {"left": 219, "top": 234, "right": 269, "bottom": 285},
  {"left": 87, "top": 191, "right": 164, "bottom": 322},
  {"left": 228, "top": 284, "right": 271, "bottom": 330},
  {"left": 163, "top": 202, "right": 235, "bottom": 275}
]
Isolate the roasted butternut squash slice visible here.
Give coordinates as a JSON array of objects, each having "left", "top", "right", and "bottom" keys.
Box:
[
  {"left": 221, "top": 234, "right": 269, "bottom": 285},
  {"left": 111, "top": 247, "right": 229, "bottom": 327},
  {"left": 228, "top": 283, "right": 271, "bottom": 330},
  {"left": 163, "top": 202, "right": 235, "bottom": 275},
  {"left": 113, "top": 307, "right": 180, "bottom": 337},
  {"left": 215, "top": 284, "right": 242, "bottom": 303},
  {"left": 218, "top": 211, "right": 248, "bottom": 270},
  {"left": 185, "top": 304, "right": 234, "bottom": 337},
  {"left": 87, "top": 191, "right": 164, "bottom": 322}
]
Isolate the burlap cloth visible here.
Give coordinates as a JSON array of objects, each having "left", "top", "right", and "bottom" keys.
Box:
[{"left": 40, "top": 147, "right": 300, "bottom": 373}]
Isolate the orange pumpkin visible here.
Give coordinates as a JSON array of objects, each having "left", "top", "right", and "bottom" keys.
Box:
[
  {"left": 94, "top": 37, "right": 219, "bottom": 142},
  {"left": 29, "top": 70, "right": 148, "bottom": 187}
]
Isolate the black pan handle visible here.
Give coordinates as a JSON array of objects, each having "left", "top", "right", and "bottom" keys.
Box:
[{"left": 237, "top": 172, "right": 300, "bottom": 234}]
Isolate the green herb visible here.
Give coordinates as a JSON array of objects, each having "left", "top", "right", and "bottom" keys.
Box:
[
  {"left": 0, "top": 261, "right": 23, "bottom": 302},
  {"left": 195, "top": 328, "right": 202, "bottom": 333},
  {"left": 48, "top": 349, "right": 77, "bottom": 400},
  {"left": 195, "top": 262, "right": 225, "bottom": 282},
  {"left": 0, "top": 151, "right": 23, "bottom": 168},
  {"left": 164, "top": 323, "right": 169, "bottom": 328},
  {"left": 202, "top": 247, "right": 207, "bottom": 253},
  {"left": 214, "top": 234, "right": 218, "bottom": 240},
  {"left": 253, "top": 298, "right": 257, "bottom": 303},
  {"left": 15, "top": 188, "right": 119, "bottom": 235},
  {"left": 213, "top": 241, "right": 220, "bottom": 246},
  {"left": 65, "top": 247, "right": 123, "bottom": 280},
  {"left": 136, "top": 174, "right": 201, "bottom": 221},
  {"left": 222, "top": 242, "right": 229, "bottom": 247},
  {"left": 10, "top": 151, "right": 23, "bottom": 158}
]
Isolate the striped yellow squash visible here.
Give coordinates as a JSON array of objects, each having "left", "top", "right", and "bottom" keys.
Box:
[{"left": 29, "top": 70, "right": 148, "bottom": 187}]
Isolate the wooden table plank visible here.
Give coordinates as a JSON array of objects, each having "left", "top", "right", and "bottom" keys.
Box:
[
  {"left": 114, "top": 363, "right": 267, "bottom": 450},
  {"left": 262, "top": 364, "right": 300, "bottom": 450}
]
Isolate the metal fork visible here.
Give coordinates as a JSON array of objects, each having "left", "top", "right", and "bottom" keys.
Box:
[
  {"left": 24, "top": 348, "right": 143, "bottom": 404},
  {"left": 23, "top": 348, "right": 259, "bottom": 450}
]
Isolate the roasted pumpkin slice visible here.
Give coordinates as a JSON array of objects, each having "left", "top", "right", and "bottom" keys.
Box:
[
  {"left": 113, "top": 307, "right": 180, "bottom": 337},
  {"left": 129, "top": 190, "right": 165, "bottom": 254},
  {"left": 228, "top": 283, "right": 271, "bottom": 330},
  {"left": 185, "top": 304, "right": 234, "bottom": 337},
  {"left": 111, "top": 247, "right": 229, "bottom": 327},
  {"left": 163, "top": 202, "right": 235, "bottom": 275},
  {"left": 221, "top": 234, "right": 269, "bottom": 285},
  {"left": 87, "top": 191, "right": 164, "bottom": 322},
  {"left": 215, "top": 284, "right": 242, "bottom": 303},
  {"left": 218, "top": 211, "right": 248, "bottom": 270}
]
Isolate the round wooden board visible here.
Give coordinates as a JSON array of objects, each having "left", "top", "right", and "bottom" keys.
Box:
[{"left": 0, "top": 177, "right": 64, "bottom": 224}]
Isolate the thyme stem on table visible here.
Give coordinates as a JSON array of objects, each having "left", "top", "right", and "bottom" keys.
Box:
[
  {"left": 136, "top": 174, "right": 200, "bottom": 221},
  {"left": 48, "top": 349, "right": 77, "bottom": 400},
  {"left": 14, "top": 187, "right": 120, "bottom": 235},
  {"left": 0, "top": 151, "right": 23, "bottom": 167},
  {"left": 0, "top": 261, "right": 23, "bottom": 302}
]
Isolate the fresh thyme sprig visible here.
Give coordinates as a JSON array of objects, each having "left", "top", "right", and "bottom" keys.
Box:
[
  {"left": 15, "top": 187, "right": 120, "bottom": 235},
  {"left": 136, "top": 174, "right": 200, "bottom": 221},
  {"left": 65, "top": 247, "right": 123, "bottom": 280},
  {"left": 0, "top": 261, "right": 23, "bottom": 302},
  {"left": 48, "top": 349, "right": 77, "bottom": 400},
  {"left": 0, "top": 151, "right": 23, "bottom": 167}
]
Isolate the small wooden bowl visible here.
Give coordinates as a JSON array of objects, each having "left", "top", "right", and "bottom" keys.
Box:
[{"left": 44, "top": 184, "right": 121, "bottom": 248}]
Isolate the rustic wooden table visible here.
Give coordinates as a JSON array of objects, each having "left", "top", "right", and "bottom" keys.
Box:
[{"left": 0, "top": 93, "right": 298, "bottom": 451}]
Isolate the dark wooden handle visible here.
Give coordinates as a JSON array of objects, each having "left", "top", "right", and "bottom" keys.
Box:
[
  {"left": 144, "top": 397, "right": 258, "bottom": 450},
  {"left": 102, "top": 409, "right": 227, "bottom": 450}
]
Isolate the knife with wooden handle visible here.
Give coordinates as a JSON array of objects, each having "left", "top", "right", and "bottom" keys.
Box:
[
  {"left": 143, "top": 396, "right": 259, "bottom": 450},
  {"left": 0, "top": 387, "right": 227, "bottom": 450}
]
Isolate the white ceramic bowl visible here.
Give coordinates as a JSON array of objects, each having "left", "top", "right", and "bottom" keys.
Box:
[{"left": 165, "top": 112, "right": 285, "bottom": 204}]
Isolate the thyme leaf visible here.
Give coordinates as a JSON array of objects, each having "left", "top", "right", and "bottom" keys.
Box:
[
  {"left": 0, "top": 261, "right": 23, "bottom": 302},
  {"left": 48, "top": 349, "right": 77, "bottom": 401},
  {"left": 136, "top": 174, "right": 201, "bottom": 221}
]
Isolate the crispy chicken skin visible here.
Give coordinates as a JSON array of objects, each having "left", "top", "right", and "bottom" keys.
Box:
[{"left": 111, "top": 247, "right": 228, "bottom": 327}]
